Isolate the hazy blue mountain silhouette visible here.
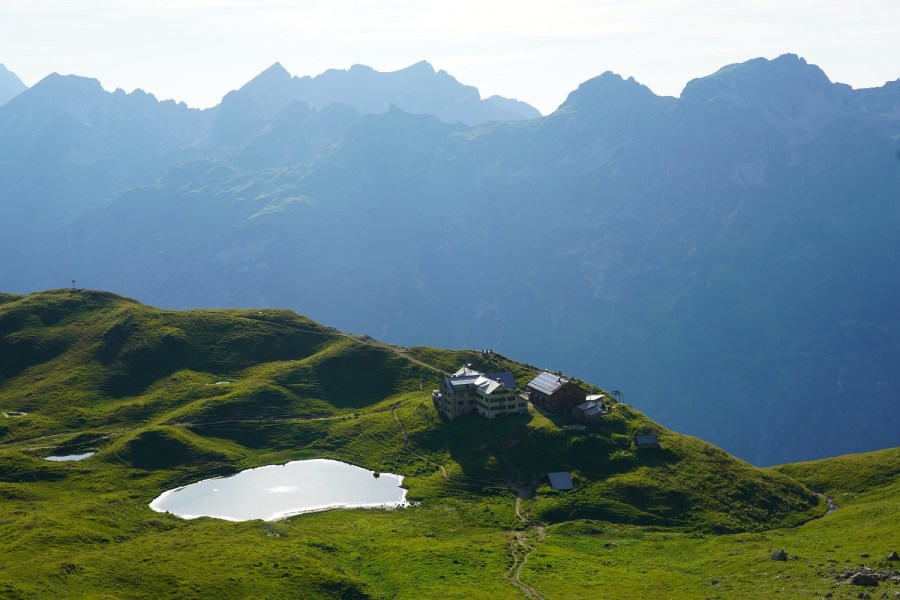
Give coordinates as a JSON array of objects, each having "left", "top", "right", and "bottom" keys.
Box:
[
  {"left": 238, "top": 61, "right": 541, "bottom": 125},
  {"left": 0, "top": 73, "right": 214, "bottom": 286},
  {"left": 2, "top": 54, "right": 899, "bottom": 465},
  {"left": 0, "top": 64, "right": 26, "bottom": 106}
]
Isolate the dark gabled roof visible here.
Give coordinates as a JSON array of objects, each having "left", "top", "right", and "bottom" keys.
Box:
[
  {"left": 527, "top": 372, "right": 567, "bottom": 395},
  {"left": 635, "top": 434, "right": 660, "bottom": 448},
  {"left": 583, "top": 404, "right": 603, "bottom": 418},
  {"left": 548, "top": 471, "right": 574, "bottom": 490},
  {"left": 486, "top": 371, "right": 517, "bottom": 390},
  {"left": 575, "top": 400, "right": 597, "bottom": 411}
]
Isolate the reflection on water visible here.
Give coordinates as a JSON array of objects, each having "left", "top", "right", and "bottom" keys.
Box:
[
  {"left": 44, "top": 452, "right": 95, "bottom": 461},
  {"left": 150, "top": 458, "right": 407, "bottom": 521}
]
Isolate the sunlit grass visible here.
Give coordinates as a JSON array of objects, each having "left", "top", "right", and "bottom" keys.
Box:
[{"left": 0, "top": 289, "right": 895, "bottom": 598}]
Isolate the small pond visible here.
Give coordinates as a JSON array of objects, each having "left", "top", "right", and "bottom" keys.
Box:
[
  {"left": 44, "top": 452, "right": 95, "bottom": 462},
  {"left": 149, "top": 458, "right": 407, "bottom": 522}
]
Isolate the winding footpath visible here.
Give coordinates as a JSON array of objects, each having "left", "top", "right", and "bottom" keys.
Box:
[{"left": 506, "top": 495, "right": 546, "bottom": 599}]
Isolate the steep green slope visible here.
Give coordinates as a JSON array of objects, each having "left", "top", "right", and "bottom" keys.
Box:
[{"left": 0, "top": 289, "right": 890, "bottom": 598}]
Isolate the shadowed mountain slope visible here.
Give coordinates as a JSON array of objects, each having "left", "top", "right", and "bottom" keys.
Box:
[{"left": 2, "top": 54, "right": 899, "bottom": 466}]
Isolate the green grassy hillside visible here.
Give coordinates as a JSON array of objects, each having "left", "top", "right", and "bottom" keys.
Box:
[
  {"left": 0, "top": 289, "right": 896, "bottom": 599},
  {"left": 520, "top": 449, "right": 900, "bottom": 598}
]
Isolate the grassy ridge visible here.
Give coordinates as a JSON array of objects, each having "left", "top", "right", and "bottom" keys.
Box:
[
  {"left": 522, "top": 452, "right": 900, "bottom": 598},
  {"left": 0, "top": 289, "right": 895, "bottom": 598},
  {"left": 771, "top": 446, "right": 900, "bottom": 497}
]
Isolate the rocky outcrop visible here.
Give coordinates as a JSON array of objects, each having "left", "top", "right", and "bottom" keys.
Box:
[{"left": 836, "top": 567, "right": 900, "bottom": 587}]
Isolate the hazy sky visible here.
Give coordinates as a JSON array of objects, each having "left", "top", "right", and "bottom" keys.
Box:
[{"left": 2, "top": 0, "right": 898, "bottom": 114}]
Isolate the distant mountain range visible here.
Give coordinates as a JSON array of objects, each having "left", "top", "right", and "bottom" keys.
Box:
[
  {"left": 1, "top": 54, "right": 898, "bottom": 465},
  {"left": 238, "top": 60, "right": 541, "bottom": 125}
]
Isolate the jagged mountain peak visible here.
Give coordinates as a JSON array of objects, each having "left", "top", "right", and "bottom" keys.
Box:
[
  {"left": 0, "top": 69, "right": 211, "bottom": 169},
  {"left": 252, "top": 61, "right": 292, "bottom": 84},
  {"left": 0, "top": 63, "right": 27, "bottom": 106},
  {"left": 4, "top": 72, "right": 197, "bottom": 119},
  {"left": 239, "top": 62, "right": 293, "bottom": 95},
  {"left": 234, "top": 60, "right": 540, "bottom": 126},
  {"left": 408, "top": 59, "right": 435, "bottom": 70},
  {"left": 554, "top": 71, "right": 670, "bottom": 125},
  {"left": 392, "top": 60, "right": 436, "bottom": 75},
  {"left": 692, "top": 54, "right": 832, "bottom": 91},
  {"left": 680, "top": 53, "right": 849, "bottom": 117},
  {"left": 558, "top": 71, "right": 660, "bottom": 110},
  {"left": 0, "top": 72, "right": 108, "bottom": 125},
  {"left": 314, "top": 60, "right": 441, "bottom": 85},
  {"left": 0, "top": 63, "right": 23, "bottom": 79},
  {"left": 30, "top": 72, "right": 106, "bottom": 97},
  {"left": 237, "top": 62, "right": 297, "bottom": 116},
  {"left": 264, "top": 61, "right": 290, "bottom": 74}
]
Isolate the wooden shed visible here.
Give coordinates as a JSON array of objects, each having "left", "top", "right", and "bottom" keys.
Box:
[{"left": 527, "top": 372, "right": 587, "bottom": 414}]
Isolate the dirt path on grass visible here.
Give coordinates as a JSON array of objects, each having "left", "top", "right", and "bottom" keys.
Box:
[
  {"left": 391, "top": 404, "right": 449, "bottom": 480},
  {"left": 0, "top": 429, "right": 123, "bottom": 450},
  {"left": 234, "top": 314, "right": 448, "bottom": 376},
  {"left": 392, "top": 403, "right": 409, "bottom": 448},
  {"left": 507, "top": 495, "right": 546, "bottom": 600},
  {"left": 387, "top": 347, "right": 447, "bottom": 375}
]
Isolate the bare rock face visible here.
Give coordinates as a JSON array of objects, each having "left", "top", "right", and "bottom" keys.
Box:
[
  {"left": 887, "top": 551, "right": 899, "bottom": 561},
  {"left": 771, "top": 549, "right": 788, "bottom": 561}
]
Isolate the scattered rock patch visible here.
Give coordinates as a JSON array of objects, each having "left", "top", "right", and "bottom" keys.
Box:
[{"left": 835, "top": 567, "right": 900, "bottom": 587}]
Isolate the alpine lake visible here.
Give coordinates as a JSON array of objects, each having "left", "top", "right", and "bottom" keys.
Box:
[{"left": 149, "top": 458, "right": 408, "bottom": 521}]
